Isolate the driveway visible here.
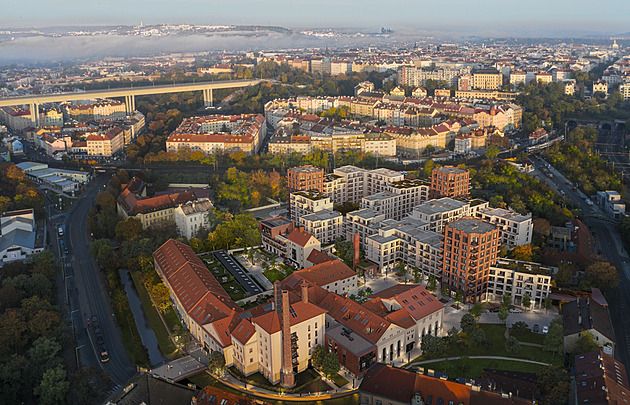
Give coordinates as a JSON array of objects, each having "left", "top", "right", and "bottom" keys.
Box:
[{"left": 214, "top": 251, "right": 264, "bottom": 295}]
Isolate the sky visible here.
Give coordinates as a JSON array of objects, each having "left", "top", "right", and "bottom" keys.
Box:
[{"left": 1, "top": 0, "right": 628, "bottom": 36}]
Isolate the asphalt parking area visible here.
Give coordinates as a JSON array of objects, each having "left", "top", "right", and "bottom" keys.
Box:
[{"left": 214, "top": 251, "right": 263, "bottom": 295}]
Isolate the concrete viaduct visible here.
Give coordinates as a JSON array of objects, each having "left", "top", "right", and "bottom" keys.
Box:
[{"left": 0, "top": 79, "right": 262, "bottom": 126}]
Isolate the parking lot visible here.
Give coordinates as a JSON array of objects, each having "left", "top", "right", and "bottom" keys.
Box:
[{"left": 214, "top": 251, "right": 263, "bottom": 295}]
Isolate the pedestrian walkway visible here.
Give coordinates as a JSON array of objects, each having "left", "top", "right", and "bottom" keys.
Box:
[
  {"left": 151, "top": 355, "right": 207, "bottom": 382},
  {"left": 404, "top": 355, "right": 551, "bottom": 369}
]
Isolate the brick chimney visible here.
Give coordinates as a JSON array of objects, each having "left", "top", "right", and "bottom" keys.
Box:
[
  {"left": 274, "top": 281, "right": 282, "bottom": 315},
  {"left": 280, "top": 290, "right": 295, "bottom": 388},
  {"left": 301, "top": 280, "right": 309, "bottom": 304}
]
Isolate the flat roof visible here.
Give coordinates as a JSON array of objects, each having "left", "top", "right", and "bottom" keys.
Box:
[
  {"left": 326, "top": 323, "right": 376, "bottom": 356},
  {"left": 260, "top": 217, "right": 292, "bottom": 228},
  {"left": 413, "top": 197, "right": 468, "bottom": 215},
  {"left": 302, "top": 210, "right": 342, "bottom": 221},
  {"left": 479, "top": 207, "right": 531, "bottom": 222},
  {"left": 447, "top": 218, "right": 496, "bottom": 234}
]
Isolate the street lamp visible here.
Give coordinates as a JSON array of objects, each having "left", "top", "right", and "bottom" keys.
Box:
[{"left": 75, "top": 345, "right": 84, "bottom": 369}]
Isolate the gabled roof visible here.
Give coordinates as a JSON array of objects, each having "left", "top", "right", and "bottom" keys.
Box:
[
  {"left": 286, "top": 228, "right": 317, "bottom": 248},
  {"left": 320, "top": 293, "right": 391, "bottom": 344},
  {"left": 252, "top": 300, "right": 326, "bottom": 335},
  {"left": 231, "top": 318, "right": 256, "bottom": 345},
  {"left": 575, "top": 350, "right": 630, "bottom": 405},
  {"left": 294, "top": 259, "right": 357, "bottom": 286}
]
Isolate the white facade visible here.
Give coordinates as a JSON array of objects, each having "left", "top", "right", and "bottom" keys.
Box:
[
  {"left": 300, "top": 210, "right": 344, "bottom": 245},
  {"left": 474, "top": 207, "right": 533, "bottom": 248},
  {"left": 290, "top": 191, "right": 334, "bottom": 223},
  {"left": 409, "top": 198, "right": 489, "bottom": 233},
  {"left": 487, "top": 259, "right": 554, "bottom": 308},
  {"left": 174, "top": 199, "right": 213, "bottom": 240}
]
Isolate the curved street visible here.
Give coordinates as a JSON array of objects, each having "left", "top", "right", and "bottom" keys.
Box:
[{"left": 66, "top": 174, "right": 135, "bottom": 387}]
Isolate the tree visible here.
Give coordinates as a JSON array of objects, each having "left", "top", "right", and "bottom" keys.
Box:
[
  {"left": 35, "top": 366, "right": 70, "bottom": 405},
  {"left": 28, "top": 337, "right": 63, "bottom": 379},
  {"left": 510, "top": 321, "right": 529, "bottom": 337},
  {"left": 511, "top": 244, "right": 533, "bottom": 261},
  {"left": 498, "top": 307, "right": 509, "bottom": 324},
  {"left": 505, "top": 336, "right": 521, "bottom": 355},
  {"left": 420, "top": 334, "right": 445, "bottom": 358},
  {"left": 543, "top": 319, "right": 564, "bottom": 357},
  {"left": 460, "top": 313, "right": 476, "bottom": 334},
  {"left": 470, "top": 328, "right": 487, "bottom": 346},
  {"left": 365, "top": 287, "right": 372, "bottom": 297},
  {"left": 322, "top": 352, "right": 340, "bottom": 377},
  {"left": 427, "top": 274, "right": 437, "bottom": 291},
  {"left": 114, "top": 218, "right": 144, "bottom": 242},
  {"left": 469, "top": 302, "right": 483, "bottom": 319},
  {"left": 580, "top": 261, "right": 619, "bottom": 292},
  {"left": 486, "top": 144, "right": 499, "bottom": 159},
  {"left": 413, "top": 267, "right": 421, "bottom": 284},
  {"left": 441, "top": 285, "right": 449, "bottom": 298},
  {"left": 454, "top": 291, "right": 463, "bottom": 307},
  {"left": 311, "top": 345, "right": 327, "bottom": 370},
  {"left": 543, "top": 297, "right": 552, "bottom": 314},
  {"left": 502, "top": 293, "right": 512, "bottom": 309},
  {"left": 572, "top": 333, "right": 601, "bottom": 355},
  {"left": 148, "top": 282, "right": 171, "bottom": 313},
  {"left": 447, "top": 327, "right": 460, "bottom": 348},
  {"left": 536, "top": 367, "right": 570, "bottom": 405},
  {"left": 522, "top": 293, "right": 531, "bottom": 311},
  {"left": 208, "top": 352, "right": 226, "bottom": 375}
]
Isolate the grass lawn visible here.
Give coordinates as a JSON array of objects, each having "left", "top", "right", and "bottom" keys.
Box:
[
  {"left": 409, "top": 323, "right": 560, "bottom": 367},
  {"left": 53, "top": 193, "right": 74, "bottom": 211},
  {"left": 263, "top": 268, "right": 286, "bottom": 283},
  {"left": 129, "top": 270, "right": 181, "bottom": 360},
  {"left": 512, "top": 329, "right": 545, "bottom": 345},
  {"left": 186, "top": 371, "right": 358, "bottom": 405},
  {"left": 330, "top": 373, "right": 350, "bottom": 388},
  {"left": 414, "top": 358, "right": 545, "bottom": 379},
  {"left": 163, "top": 306, "right": 184, "bottom": 334},
  {"left": 223, "top": 279, "right": 246, "bottom": 300}
]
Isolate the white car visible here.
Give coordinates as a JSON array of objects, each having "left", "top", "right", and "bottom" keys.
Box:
[
  {"left": 542, "top": 326, "right": 549, "bottom": 334},
  {"left": 509, "top": 308, "right": 523, "bottom": 313}
]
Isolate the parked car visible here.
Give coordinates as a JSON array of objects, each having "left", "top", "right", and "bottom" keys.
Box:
[
  {"left": 542, "top": 326, "right": 549, "bottom": 334},
  {"left": 91, "top": 315, "right": 98, "bottom": 328},
  {"left": 96, "top": 336, "right": 104, "bottom": 346},
  {"left": 533, "top": 324, "right": 540, "bottom": 333},
  {"left": 509, "top": 308, "right": 523, "bottom": 313},
  {"left": 489, "top": 307, "right": 501, "bottom": 313}
]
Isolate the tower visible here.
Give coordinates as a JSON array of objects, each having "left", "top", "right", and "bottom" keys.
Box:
[{"left": 280, "top": 290, "right": 295, "bottom": 388}]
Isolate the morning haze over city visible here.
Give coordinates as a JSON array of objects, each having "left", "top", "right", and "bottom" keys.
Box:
[{"left": 1, "top": 1, "right": 629, "bottom": 404}]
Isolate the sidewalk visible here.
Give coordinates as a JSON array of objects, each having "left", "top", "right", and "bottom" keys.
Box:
[{"left": 405, "top": 355, "right": 551, "bottom": 368}]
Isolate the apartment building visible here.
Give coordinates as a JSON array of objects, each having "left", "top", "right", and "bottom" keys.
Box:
[
  {"left": 487, "top": 258, "right": 553, "bottom": 308},
  {"left": 294, "top": 259, "right": 358, "bottom": 296},
  {"left": 474, "top": 207, "right": 533, "bottom": 248},
  {"left": 63, "top": 99, "right": 127, "bottom": 122},
  {"left": 287, "top": 165, "right": 324, "bottom": 192},
  {"left": 117, "top": 177, "right": 199, "bottom": 228},
  {"left": 409, "top": 197, "right": 488, "bottom": 233},
  {"left": 442, "top": 218, "right": 500, "bottom": 303},
  {"left": 258, "top": 216, "right": 295, "bottom": 257},
  {"left": 430, "top": 166, "right": 470, "bottom": 199},
  {"left": 345, "top": 209, "right": 387, "bottom": 247},
  {"left": 366, "top": 218, "right": 443, "bottom": 279},
  {"left": 86, "top": 126, "right": 124, "bottom": 156},
  {"left": 300, "top": 210, "right": 344, "bottom": 245},
  {"left": 332, "top": 165, "right": 368, "bottom": 204},
  {"left": 360, "top": 179, "right": 430, "bottom": 221},
  {"left": 472, "top": 69, "right": 503, "bottom": 90},
  {"left": 166, "top": 114, "right": 266, "bottom": 155},
  {"left": 285, "top": 227, "right": 322, "bottom": 269},
  {"left": 153, "top": 240, "right": 327, "bottom": 388},
  {"left": 289, "top": 190, "right": 333, "bottom": 222},
  {"left": 510, "top": 70, "right": 527, "bottom": 86},
  {"left": 174, "top": 199, "right": 213, "bottom": 240}
]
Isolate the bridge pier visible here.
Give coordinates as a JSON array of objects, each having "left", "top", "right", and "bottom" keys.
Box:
[
  {"left": 203, "top": 88, "right": 213, "bottom": 108},
  {"left": 30, "top": 102, "right": 39, "bottom": 127},
  {"left": 124, "top": 95, "right": 135, "bottom": 115}
]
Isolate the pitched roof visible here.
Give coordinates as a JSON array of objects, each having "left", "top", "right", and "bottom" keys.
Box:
[
  {"left": 306, "top": 249, "right": 333, "bottom": 265},
  {"left": 252, "top": 300, "right": 326, "bottom": 335},
  {"left": 320, "top": 293, "right": 391, "bottom": 344},
  {"left": 575, "top": 350, "right": 630, "bottom": 405},
  {"left": 294, "top": 259, "right": 357, "bottom": 286},
  {"left": 368, "top": 284, "right": 444, "bottom": 323},
  {"left": 286, "top": 228, "right": 317, "bottom": 247}
]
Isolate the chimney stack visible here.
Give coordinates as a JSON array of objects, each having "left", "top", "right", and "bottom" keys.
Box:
[
  {"left": 274, "top": 281, "right": 282, "bottom": 315},
  {"left": 301, "top": 280, "right": 309, "bottom": 304},
  {"left": 280, "top": 290, "right": 295, "bottom": 388}
]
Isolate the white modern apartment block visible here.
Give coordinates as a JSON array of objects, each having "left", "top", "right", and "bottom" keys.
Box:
[
  {"left": 174, "top": 199, "right": 213, "bottom": 240},
  {"left": 290, "top": 190, "right": 333, "bottom": 223},
  {"left": 300, "top": 210, "right": 344, "bottom": 245},
  {"left": 474, "top": 207, "right": 533, "bottom": 248},
  {"left": 366, "top": 218, "right": 442, "bottom": 278},
  {"left": 360, "top": 180, "right": 430, "bottom": 221},
  {"left": 332, "top": 165, "right": 367, "bottom": 204},
  {"left": 408, "top": 197, "right": 489, "bottom": 233},
  {"left": 365, "top": 168, "right": 405, "bottom": 195},
  {"left": 487, "top": 258, "right": 554, "bottom": 308},
  {"left": 345, "top": 208, "right": 387, "bottom": 246}
]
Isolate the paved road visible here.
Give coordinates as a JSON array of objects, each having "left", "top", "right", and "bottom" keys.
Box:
[
  {"left": 407, "top": 355, "right": 551, "bottom": 367},
  {"left": 528, "top": 155, "right": 630, "bottom": 369},
  {"left": 214, "top": 251, "right": 263, "bottom": 295},
  {"left": 67, "top": 175, "right": 135, "bottom": 386}
]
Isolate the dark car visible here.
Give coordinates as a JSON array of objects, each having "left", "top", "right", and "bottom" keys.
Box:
[
  {"left": 533, "top": 324, "right": 540, "bottom": 333},
  {"left": 489, "top": 307, "right": 501, "bottom": 313},
  {"left": 94, "top": 327, "right": 102, "bottom": 336},
  {"left": 91, "top": 315, "right": 98, "bottom": 328},
  {"left": 96, "top": 336, "right": 104, "bottom": 346}
]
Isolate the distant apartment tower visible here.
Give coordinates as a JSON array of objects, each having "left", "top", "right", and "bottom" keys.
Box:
[
  {"left": 287, "top": 165, "right": 324, "bottom": 193},
  {"left": 442, "top": 218, "right": 500, "bottom": 303},
  {"left": 430, "top": 166, "right": 470, "bottom": 199}
]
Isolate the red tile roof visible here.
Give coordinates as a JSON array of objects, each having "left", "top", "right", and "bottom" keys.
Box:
[
  {"left": 294, "top": 259, "right": 357, "bottom": 287},
  {"left": 286, "top": 228, "right": 317, "bottom": 247}
]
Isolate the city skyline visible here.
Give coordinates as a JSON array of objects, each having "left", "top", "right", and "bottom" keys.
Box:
[{"left": 1, "top": 0, "right": 628, "bottom": 36}]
